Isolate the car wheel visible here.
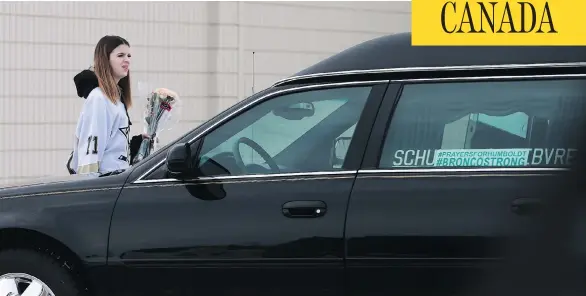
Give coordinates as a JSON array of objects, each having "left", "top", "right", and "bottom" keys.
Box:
[{"left": 0, "top": 249, "right": 85, "bottom": 296}]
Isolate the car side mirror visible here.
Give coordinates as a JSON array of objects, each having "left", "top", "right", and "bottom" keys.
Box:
[
  {"left": 331, "top": 136, "right": 352, "bottom": 168},
  {"left": 166, "top": 142, "right": 192, "bottom": 178}
]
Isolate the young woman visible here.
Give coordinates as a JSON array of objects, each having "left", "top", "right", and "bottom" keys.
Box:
[{"left": 67, "top": 35, "right": 148, "bottom": 176}]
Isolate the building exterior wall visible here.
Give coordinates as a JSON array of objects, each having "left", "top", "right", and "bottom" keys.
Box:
[{"left": 0, "top": 1, "right": 411, "bottom": 185}]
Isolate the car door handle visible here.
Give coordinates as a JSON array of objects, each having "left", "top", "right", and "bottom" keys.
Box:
[
  {"left": 511, "top": 197, "right": 542, "bottom": 215},
  {"left": 282, "top": 200, "right": 327, "bottom": 218}
]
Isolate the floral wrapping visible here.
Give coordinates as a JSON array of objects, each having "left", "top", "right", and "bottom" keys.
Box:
[{"left": 131, "top": 87, "right": 181, "bottom": 165}]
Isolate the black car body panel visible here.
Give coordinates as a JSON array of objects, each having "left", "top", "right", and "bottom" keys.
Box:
[
  {"left": 106, "top": 175, "right": 354, "bottom": 296},
  {"left": 1, "top": 32, "right": 585, "bottom": 296},
  {"left": 0, "top": 172, "right": 130, "bottom": 294},
  {"left": 345, "top": 170, "right": 565, "bottom": 295}
]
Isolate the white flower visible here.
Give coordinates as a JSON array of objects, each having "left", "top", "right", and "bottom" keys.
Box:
[{"left": 154, "top": 88, "right": 178, "bottom": 100}]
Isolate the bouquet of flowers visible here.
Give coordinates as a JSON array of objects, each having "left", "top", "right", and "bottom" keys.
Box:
[{"left": 131, "top": 87, "right": 182, "bottom": 164}]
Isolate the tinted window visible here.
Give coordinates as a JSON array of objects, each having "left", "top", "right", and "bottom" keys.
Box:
[
  {"left": 379, "top": 78, "right": 586, "bottom": 169},
  {"left": 195, "top": 86, "right": 372, "bottom": 176}
]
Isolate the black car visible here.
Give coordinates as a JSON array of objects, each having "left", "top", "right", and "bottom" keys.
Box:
[{"left": 1, "top": 32, "right": 585, "bottom": 296}]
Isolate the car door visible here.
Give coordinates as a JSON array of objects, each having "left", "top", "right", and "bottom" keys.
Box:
[
  {"left": 344, "top": 73, "right": 586, "bottom": 296},
  {"left": 105, "top": 81, "right": 389, "bottom": 296}
]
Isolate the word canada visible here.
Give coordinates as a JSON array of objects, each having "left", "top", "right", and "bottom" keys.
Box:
[{"left": 440, "top": 1, "right": 557, "bottom": 34}]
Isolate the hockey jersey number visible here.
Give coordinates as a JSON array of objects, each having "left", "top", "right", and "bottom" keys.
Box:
[{"left": 86, "top": 136, "right": 98, "bottom": 155}]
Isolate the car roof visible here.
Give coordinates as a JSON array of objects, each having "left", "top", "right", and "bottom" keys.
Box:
[{"left": 274, "top": 32, "right": 586, "bottom": 86}]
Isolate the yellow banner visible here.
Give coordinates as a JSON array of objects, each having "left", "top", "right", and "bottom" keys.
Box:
[{"left": 411, "top": 0, "right": 586, "bottom": 46}]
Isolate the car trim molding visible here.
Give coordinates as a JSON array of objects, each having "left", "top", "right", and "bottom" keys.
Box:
[
  {"left": 0, "top": 186, "right": 122, "bottom": 200},
  {"left": 130, "top": 167, "right": 568, "bottom": 186},
  {"left": 394, "top": 73, "right": 586, "bottom": 83},
  {"left": 272, "top": 62, "right": 586, "bottom": 86},
  {"left": 132, "top": 170, "right": 358, "bottom": 184},
  {"left": 359, "top": 168, "right": 568, "bottom": 174},
  {"left": 132, "top": 80, "right": 390, "bottom": 183}
]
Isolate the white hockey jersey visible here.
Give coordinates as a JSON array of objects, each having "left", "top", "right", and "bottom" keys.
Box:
[{"left": 70, "top": 88, "right": 131, "bottom": 176}]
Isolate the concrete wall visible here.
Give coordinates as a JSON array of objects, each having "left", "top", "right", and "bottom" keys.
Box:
[{"left": 0, "top": 1, "right": 411, "bottom": 184}]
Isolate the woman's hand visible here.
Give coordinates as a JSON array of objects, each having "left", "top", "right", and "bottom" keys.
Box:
[
  {"left": 142, "top": 133, "right": 156, "bottom": 148},
  {"left": 129, "top": 133, "right": 158, "bottom": 164}
]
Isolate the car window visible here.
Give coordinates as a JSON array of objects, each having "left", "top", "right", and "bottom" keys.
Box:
[
  {"left": 379, "top": 78, "right": 586, "bottom": 169},
  {"left": 201, "top": 99, "right": 347, "bottom": 164},
  {"left": 195, "top": 86, "right": 373, "bottom": 177}
]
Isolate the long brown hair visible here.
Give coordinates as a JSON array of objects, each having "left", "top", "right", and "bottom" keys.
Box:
[{"left": 93, "top": 35, "right": 132, "bottom": 108}]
